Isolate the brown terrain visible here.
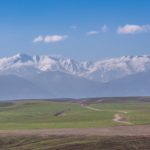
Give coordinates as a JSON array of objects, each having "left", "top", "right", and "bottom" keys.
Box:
[{"left": 0, "top": 125, "right": 150, "bottom": 137}]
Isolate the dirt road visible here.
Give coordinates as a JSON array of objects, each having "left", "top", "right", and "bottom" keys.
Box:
[
  {"left": 82, "top": 105, "right": 130, "bottom": 124},
  {"left": 82, "top": 105, "right": 128, "bottom": 114}
]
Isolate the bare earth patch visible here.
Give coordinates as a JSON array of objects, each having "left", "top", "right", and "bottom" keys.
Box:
[
  {"left": 113, "top": 114, "right": 132, "bottom": 124},
  {"left": 0, "top": 125, "right": 150, "bottom": 137}
]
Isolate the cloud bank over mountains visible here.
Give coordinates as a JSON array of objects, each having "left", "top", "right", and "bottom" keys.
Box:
[{"left": 32, "top": 24, "right": 150, "bottom": 43}]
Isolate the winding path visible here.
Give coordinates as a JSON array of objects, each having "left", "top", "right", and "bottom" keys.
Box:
[
  {"left": 113, "top": 114, "right": 132, "bottom": 124},
  {"left": 82, "top": 105, "right": 128, "bottom": 114},
  {"left": 81, "top": 104, "right": 131, "bottom": 124}
]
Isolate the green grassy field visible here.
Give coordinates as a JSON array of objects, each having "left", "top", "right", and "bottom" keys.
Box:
[{"left": 0, "top": 98, "right": 149, "bottom": 129}]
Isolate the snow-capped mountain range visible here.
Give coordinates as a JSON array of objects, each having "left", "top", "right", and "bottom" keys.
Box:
[
  {"left": 0, "top": 53, "right": 150, "bottom": 99},
  {"left": 1, "top": 53, "right": 150, "bottom": 82}
]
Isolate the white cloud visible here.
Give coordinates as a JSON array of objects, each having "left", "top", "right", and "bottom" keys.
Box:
[
  {"left": 117, "top": 24, "right": 150, "bottom": 34},
  {"left": 87, "top": 25, "right": 108, "bottom": 36},
  {"left": 33, "top": 35, "right": 68, "bottom": 43},
  {"left": 33, "top": 35, "right": 43, "bottom": 43},
  {"left": 101, "top": 25, "right": 108, "bottom": 32},
  {"left": 87, "top": 31, "right": 99, "bottom": 36},
  {"left": 44, "top": 35, "right": 68, "bottom": 43}
]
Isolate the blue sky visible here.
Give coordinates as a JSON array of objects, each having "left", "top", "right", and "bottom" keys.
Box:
[{"left": 0, "top": 0, "right": 150, "bottom": 60}]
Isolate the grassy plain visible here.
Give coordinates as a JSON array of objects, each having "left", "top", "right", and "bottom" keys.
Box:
[
  {"left": 0, "top": 98, "right": 150, "bottom": 150},
  {"left": 0, "top": 97, "right": 149, "bottom": 129}
]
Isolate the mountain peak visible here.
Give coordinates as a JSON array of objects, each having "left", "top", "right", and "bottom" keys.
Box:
[
  {"left": 0, "top": 53, "right": 150, "bottom": 82},
  {"left": 12, "top": 53, "right": 33, "bottom": 63}
]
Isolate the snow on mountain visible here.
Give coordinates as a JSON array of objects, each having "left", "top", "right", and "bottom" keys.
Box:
[
  {"left": 82, "top": 55, "right": 150, "bottom": 82},
  {"left": 1, "top": 53, "right": 150, "bottom": 99},
  {"left": 0, "top": 53, "right": 150, "bottom": 82}
]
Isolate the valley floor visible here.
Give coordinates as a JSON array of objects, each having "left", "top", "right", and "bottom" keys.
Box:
[
  {"left": 0, "top": 97, "right": 150, "bottom": 129},
  {"left": 0, "top": 98, "right": 150, "bottom": 149}
]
